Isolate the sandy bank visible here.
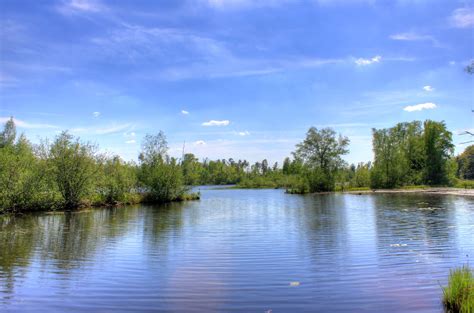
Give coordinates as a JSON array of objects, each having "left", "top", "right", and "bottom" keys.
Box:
[{"left": 346, "top": 188, "right": 474, "bottom": 197}]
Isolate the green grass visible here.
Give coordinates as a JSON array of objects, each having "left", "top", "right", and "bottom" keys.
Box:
[
  {"left": 176, "top": 192, "right": 201, "bottom": 201},
  {"left": 443, "top": 265, "right": 474, "bottom": 313},
  {"left": 400, "top": 185, "right": 430, "bottom": 190},
  {"left": 454, "top": 179, "right": 474, "bottom": 189}
]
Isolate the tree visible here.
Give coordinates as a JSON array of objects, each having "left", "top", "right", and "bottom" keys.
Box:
[
  {"left": 457, "top": 145, "right": 474, "bottom": 180},
  {"left": 98, "top": 156, "right": 137, "bottom": 203},
  {"left": 0, "top": 117, "right": 16, "bottom": 148},
  {"left": 371, "top": 122, "right": 425, "bottom": 188},
  {"left": 139, "top": 131, "right": 168, "bottom": 165},
  {"left": 139, "top": 131, "right": 186, "bottom": 202},
  {"left": 371, "top": 120, "right": 455, "bottom": 188},
  {"left": 48, "top": 132, "right": 99, "bottom": 209},
  {"left": 293, "top": 127, "right": 350, "bottom": 192},
  {"left": 351, "top": 162, "right": 371, "bottom": 188},
  {"left": 423, "top": 120, "right": 454, "bottom": 185},
  {"left": 282, "top": 157, "right": 291, "bottom": 175},
  {"left": 182, "top": 153, "right": 202, "bottom": 185}
]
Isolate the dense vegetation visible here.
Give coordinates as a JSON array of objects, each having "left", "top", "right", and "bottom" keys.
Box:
[
  {"left": 443, "top": 265, "right": 474, "bottom": 313},
  {"left": 0, "top": 117, "right": 471, "bottom": 213},
  {"left": 194, "top": 120, "right": 464, "bottom": 192},
  {"left": 0, "top": 118, "right": 197, "bottom": 213}
]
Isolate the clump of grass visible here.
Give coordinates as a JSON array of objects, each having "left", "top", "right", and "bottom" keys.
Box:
[
  {"left": 443, "top": 265, "right": 474, "bottom": 313},
  {"left": 175, "top": 192, "right": 200, "bottom": 201}
]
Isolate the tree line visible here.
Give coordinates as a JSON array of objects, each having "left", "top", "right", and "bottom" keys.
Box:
[
  {"left": 0, "top": 118, "right": 198, "bottom": 213},
  {"left": 0, "top": 117, "right": 472, "bottom": 213}
]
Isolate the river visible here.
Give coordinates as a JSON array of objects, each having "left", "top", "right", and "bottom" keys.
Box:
[{"left": 1, "top": 187, "right": 473, "bottom": 312}]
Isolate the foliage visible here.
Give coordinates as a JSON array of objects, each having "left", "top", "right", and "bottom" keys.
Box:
[
  {"left": 97, "top": 156, "right": 137, "bottom": 204},
  {"left": 0, "top": 132, "right": 58, "bottom": 212},
  {"left": 0, "top": 120, "right": 197, "bottom": 213},
  {"left": 454, "top": 179, "right": 474, "bottom": 189},
  {"left": 443, "top": 265, "right": 474, "bottom": 313},
  {"left": 457, "top": 145, "right": 474, "bottom": 180},
  {"left": 138, "top": 132, "right": 188, "bottom": 203},
  {"left": 370, "top": 120, "right": 454, "bottom": 188},
  {"left": 423, "top": 120, "right": 455, "bottom": 185},
  {"left": 293, "top": 127, "right": 350, "bottom": 192},
  {"left": 0, "top": 117, "right": 16, "bottom": 148},
  {"left": 46, "top": 132, "right": 100, "bottom": 209}
]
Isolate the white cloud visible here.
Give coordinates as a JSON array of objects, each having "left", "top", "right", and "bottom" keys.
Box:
[
  {"left": 205, "top": 0, "right": 285, "bottom": 10},
  {"left": 194, "top": 140, "right": 206, "bottom": 146},
  {"left": 181, "top": 110, "right": 189, "bottom": 115},
  {"left": 389, "top": 32, "right": 439, "bottom": 45},
  {"left": 125, "top": 139, "right": 136, "bottom": 144},
  {"left": 202, "top": 120, "right": 230, "bottom": 126},
  {"left": 63, "top": 0, "right": 103, "bottom": 13},
  {"left": 93, "top": 111, "right": 100, "bottom": 118},
  {"left": 423, "top": 85, "right": 434, "bottom": 92},
  {"left": 403, "top": 102, "right": 437, "bottom": 112},
  {"left": 237, "top": 131, "right": 250, "bottom": 136},
  {"left": 355, "top": 55, "right": 381, "bottom": 66},
  {"left": 450, "top": 8, "right": 474, "bottom": 28},
  {"left": 0, "top": 117, "right": 58, "bottom": 129},
  {"left": 71, "top": 123, "right": 132, "bottom": 135},
  {"left": 315, "top": 0, "right": 375, "bottom": 5}
]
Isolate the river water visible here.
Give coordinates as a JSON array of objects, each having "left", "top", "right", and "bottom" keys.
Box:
[{"left": 1, "top": 188, "right": 473, "bottom": 312}]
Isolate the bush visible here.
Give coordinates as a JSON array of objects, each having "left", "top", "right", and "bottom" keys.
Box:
[
  {"left": 97, "top": 156, "right": 137, "bottom": 204},
  {"left": 140, "top": 160, "right": 187, "bottom": 203}
]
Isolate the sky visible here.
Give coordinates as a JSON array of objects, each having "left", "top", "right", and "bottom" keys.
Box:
[{"left": 0, "top": 0, "right": 473, "bottom": 165}]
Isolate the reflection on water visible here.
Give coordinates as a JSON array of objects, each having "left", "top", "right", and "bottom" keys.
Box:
[{"left": 0, "top": 189, "right": 473, "bottom": 312}]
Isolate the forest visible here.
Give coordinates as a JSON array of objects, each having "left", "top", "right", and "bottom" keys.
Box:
[{"left": 0, "top": 117, "right": 472, "bottom": 213}]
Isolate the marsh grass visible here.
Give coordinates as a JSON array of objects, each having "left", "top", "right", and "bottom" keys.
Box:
[{"left": 443, "top": 265, "right": 474, "bottom": 313}]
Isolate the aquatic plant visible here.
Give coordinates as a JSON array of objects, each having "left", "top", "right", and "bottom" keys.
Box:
[{"left": 443, "top": 265, "right": 474, "bottom": 313}]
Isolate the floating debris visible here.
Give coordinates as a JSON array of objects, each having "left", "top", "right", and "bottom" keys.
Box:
[
  {"left": 390, "top": 243, "right": 408, "bottom": 247},
  {"left": 290, "top": 281, "right": 300, "bottom": 287}
]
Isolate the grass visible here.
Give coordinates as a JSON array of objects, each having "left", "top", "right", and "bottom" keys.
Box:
[
  {"left": 454, "top": 179, "right": 474, "bottom": 189},
  {"left": 443, "top": 265, "right": 474, "bottom": 313},
  {"left": 176, "top": 192, "right": 201, "bottom": 201},
  {"left": 400, "top": 185, "right": 430, "bottom": 190}
]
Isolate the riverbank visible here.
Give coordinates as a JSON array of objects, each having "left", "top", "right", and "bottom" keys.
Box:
[
  {"left": 0, "top": 192, "right": 201, "bottom": 215},
  {"left": 345, "top": 187, "right": 474, "bottom": 197}
]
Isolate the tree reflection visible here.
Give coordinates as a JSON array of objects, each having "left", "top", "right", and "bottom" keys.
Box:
[{"left": 0, "top": 215, "right": 38, "bottom": 298}]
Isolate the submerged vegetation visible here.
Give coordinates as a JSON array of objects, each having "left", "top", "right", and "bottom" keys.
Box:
[
  {"left": 443, "top": 265, "right": 474, "bottom": 313},
  {"left": 0, "top": 117, "right": 471, "bottom": 213}
]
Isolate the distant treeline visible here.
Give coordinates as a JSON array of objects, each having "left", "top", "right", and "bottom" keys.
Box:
[
  {"left": 0, "top": 117, "right": 472, "bottom": 213},
  {"left": 183, "top": 120, "right": 470, "bottom": 192}
]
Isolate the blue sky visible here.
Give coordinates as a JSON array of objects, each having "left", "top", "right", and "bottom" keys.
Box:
[{"left": 1, "top": 0, "right": 473, "bottom": 164}]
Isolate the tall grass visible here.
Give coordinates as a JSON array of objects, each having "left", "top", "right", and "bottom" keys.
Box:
[{"left": 443, "top": 265, "right": 474, "bottom": 313}]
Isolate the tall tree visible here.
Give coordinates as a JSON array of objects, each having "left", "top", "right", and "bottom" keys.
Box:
[
  {"left": 294, "top": 127, "right": 349, "bottom": 192},
  {"left": 0, "top": 117, "right": 16, "bottom": 148},
  {"left": 423, "top": 120, "right": 454, "bottom": 185},
  {"left": 139, "top": 131, "right": 168, "bottom": 165},
  {"left": 139, "top": 131, "right": 186, "bottom": 202}
]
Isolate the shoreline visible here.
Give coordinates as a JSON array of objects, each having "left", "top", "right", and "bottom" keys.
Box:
[{"left": 344, "top": 187, "right": 474, "bottom": 197}]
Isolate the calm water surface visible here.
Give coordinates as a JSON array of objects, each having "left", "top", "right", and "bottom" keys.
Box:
[{"left": 0, "top": 188, "right": 473, "bottom": 312}]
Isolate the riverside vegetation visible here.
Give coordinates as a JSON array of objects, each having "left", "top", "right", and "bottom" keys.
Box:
[
  {"left": 0, "top": 117, "right": 472, "bottom": 213},
  {"left": 443, "top": 265, "right": 474, "bottom": 313},
  {"left": 0, "top": 118, "right": 198, "bottom": 213}
]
